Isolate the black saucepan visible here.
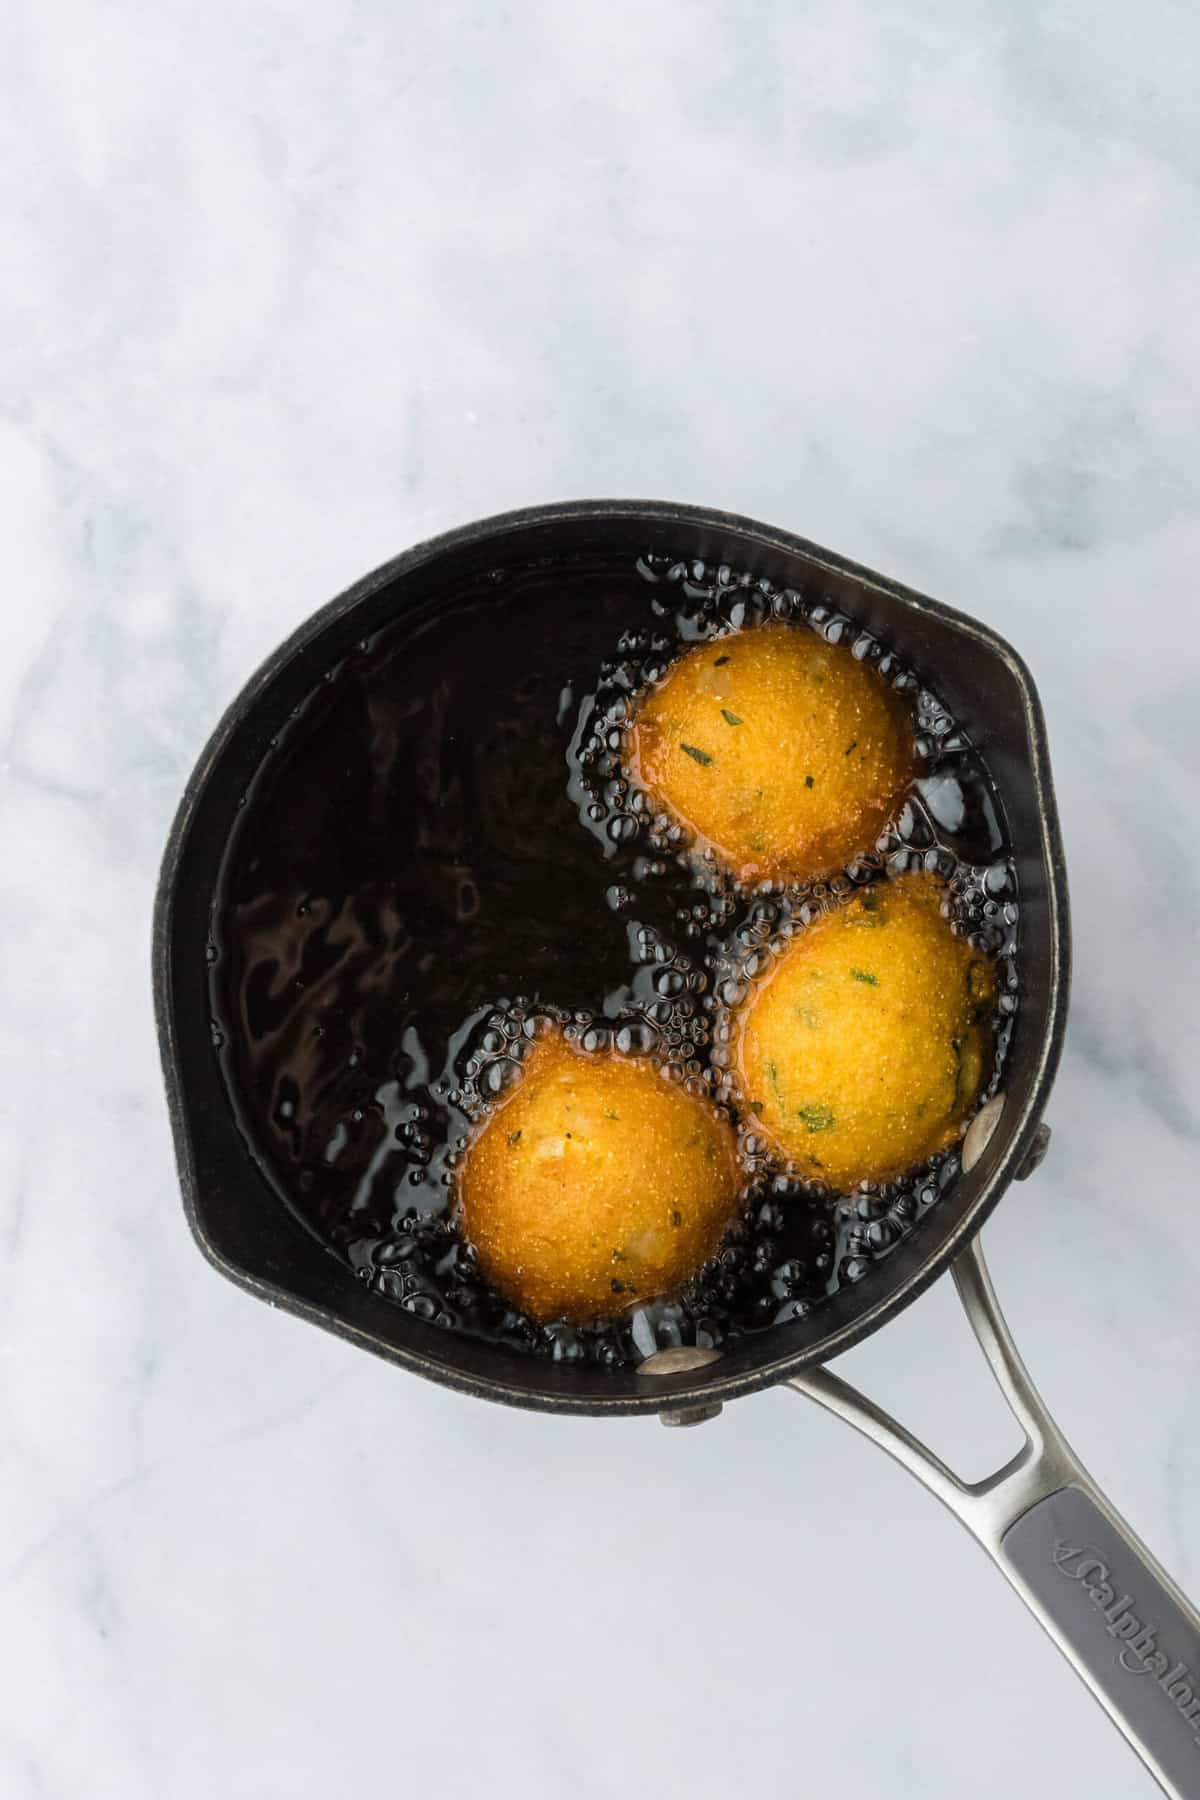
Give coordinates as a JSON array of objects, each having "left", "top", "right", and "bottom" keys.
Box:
[{"left": 154, "top": 501, "right": 1200, "bottom": 1797}]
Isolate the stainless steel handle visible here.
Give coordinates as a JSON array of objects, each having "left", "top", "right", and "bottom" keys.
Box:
[{"left": 788, "top": 1237, "right": 1200, "bottom": 1797}]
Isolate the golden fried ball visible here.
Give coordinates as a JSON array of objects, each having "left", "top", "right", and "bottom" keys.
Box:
[
  {"left": 734, "top": 873, "right": 996, "bottom": 1189},
  {"left": 458, "top": 1030, "right": 741, "bottom": 1322},
  {"left": 627, "top": 622, "right": 916, "bottom": 885}
]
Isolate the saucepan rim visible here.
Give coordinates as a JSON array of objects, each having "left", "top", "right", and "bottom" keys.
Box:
[{"left": 153, "top": 498, "right": 1070, "bottom": 1415}]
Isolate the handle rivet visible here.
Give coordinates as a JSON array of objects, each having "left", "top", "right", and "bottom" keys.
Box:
[
  {"left": 1016, "top": 1121, "right": 1052, "bottom": 1181},
  {"left": 659, "top": 1401, "right": 723, "bottom": 1429},
  {"left": 962, "top": 1093, "right": 1005, "bottom": 1173},
  {"left": 639, "top": 1344, "right": 724, "bottom": 1428}
]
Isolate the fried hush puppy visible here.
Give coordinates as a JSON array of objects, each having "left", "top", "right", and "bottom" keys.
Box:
[
  {"left": 627, "top": 621, "right": 915, "bottom": 885},
  {"left": 457, "top": 1029, "right": 742, "bottom": 1322},
  {"left": 734, "top": 873, "right": 996, "bottom": 1189}
]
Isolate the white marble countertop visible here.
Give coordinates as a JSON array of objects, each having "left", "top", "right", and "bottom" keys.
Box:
[{"left": 4, "top": 4, "right": 1200, "bottom": 1795}]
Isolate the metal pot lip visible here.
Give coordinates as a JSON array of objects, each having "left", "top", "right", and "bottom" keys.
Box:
[{"left": 153, "top": 497, "right": 1071, "bottom": 1417}]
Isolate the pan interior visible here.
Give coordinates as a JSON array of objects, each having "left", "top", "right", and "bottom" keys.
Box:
[{"left": 156, "top": 502, "right": 1068, "bottom": 1414}]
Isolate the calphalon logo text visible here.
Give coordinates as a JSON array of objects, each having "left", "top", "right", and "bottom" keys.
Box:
[{"left": 1053, "top": 1541, "right": 1200, "bottom": 1746}]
